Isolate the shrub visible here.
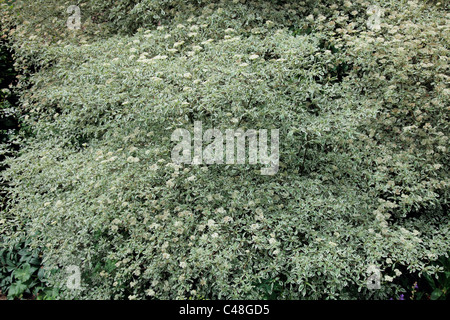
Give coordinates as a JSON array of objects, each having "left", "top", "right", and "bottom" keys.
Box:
[{"left": 0, "top": 0, "right": 448, "bottom": 299}]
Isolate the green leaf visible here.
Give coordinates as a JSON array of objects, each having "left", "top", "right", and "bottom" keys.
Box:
[
  {"left": 37, "top": 267, "right": 45, "bottom": 280},
  {"left": 430, "top": 289, "right": 443, "bottom": 300},
  {"left": 8, "top": 282, "right": 27, "bottom": 298},
  {"left": 18, "top": 249, "right": 30, "bottom": 256},
  {"left": 423, "top": 274, "right": 436, "bottom": 290},
  {"left": 14, "top": 263, "right": 32, "bottom": 282}
]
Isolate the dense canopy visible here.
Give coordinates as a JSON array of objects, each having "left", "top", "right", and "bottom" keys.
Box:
[{"left": 0, "top": 0, "right": 448, "bottom": 299}]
